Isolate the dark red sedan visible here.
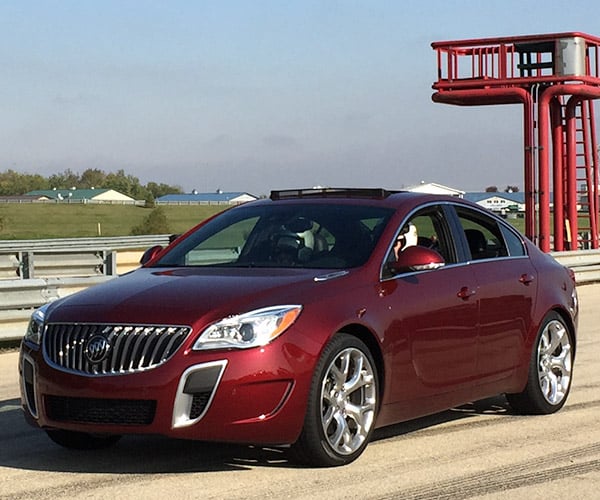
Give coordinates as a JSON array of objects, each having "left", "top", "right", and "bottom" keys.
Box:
[{"left": 19, "top": 188, "right": 578, "bottom": 466}]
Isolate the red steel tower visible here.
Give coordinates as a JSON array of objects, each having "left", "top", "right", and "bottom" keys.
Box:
[{"left": 432, "top": 32, "right": 600, "bottom": 251}]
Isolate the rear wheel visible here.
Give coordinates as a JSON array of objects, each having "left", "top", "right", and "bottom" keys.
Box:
[
  {"left": 46, "top": 429, "right": 122, "bottom": 450},
  {"left": 292, "top": 333, "right": 378, "bottom": 467},
  {"left": 507, "top": 312, "right": 574, "bottom": 414}
]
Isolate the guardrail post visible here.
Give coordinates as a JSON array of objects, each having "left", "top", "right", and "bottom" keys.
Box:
[
  {"left": 104, "top": 251, "right": 118, "bottom": 276},
  {"left": 21, "top": 251, "right": 34, "bottom": 279}
]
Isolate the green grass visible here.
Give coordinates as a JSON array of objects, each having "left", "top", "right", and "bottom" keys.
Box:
[
  {"left": 0, "top": 203, "right": 227, "bottom": 239},
  {"left": 503, "top": 214, "right": 525, "bottom": 234},
  {"left": 0, "top": 203, "right": 552, "bottom": 241}
]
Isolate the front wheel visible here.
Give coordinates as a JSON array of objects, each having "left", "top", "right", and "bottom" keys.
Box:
[
  {"left": 292, "top": 333, "right": 378, "bottom": 467},
  {"left": 507, "top": 312, "right": 574, "bottom": 414},
  {"left": 46, "top": 429, "right": 122, "bottom": 450}
]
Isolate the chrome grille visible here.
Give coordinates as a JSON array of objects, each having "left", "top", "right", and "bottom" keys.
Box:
[{"left": 43, "top": 323, "right": 191, "bottom": 375}]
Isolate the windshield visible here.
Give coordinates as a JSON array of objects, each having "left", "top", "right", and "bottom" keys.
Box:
[{"left": 153, "top": 203, "right": 394, "bottom": 269}]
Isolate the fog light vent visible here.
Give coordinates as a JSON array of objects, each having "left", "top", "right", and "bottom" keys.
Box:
[
  {"left": 190, "top": 393, "right": 211, "bottom": 419},
  {"left": 172, "top": 360, "right": 227, "bottom": 428}
]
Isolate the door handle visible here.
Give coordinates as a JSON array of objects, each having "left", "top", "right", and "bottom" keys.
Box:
[
  {"left": 519, "top": 274, "right": 535, "bottom": 285},
  {"left": 457, "top": 286, "right": 476, "bottom": 300}
]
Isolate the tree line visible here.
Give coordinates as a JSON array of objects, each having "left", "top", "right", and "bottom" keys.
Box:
[{"left": 0, "top": 168, "right": 183, "bottom": 201}]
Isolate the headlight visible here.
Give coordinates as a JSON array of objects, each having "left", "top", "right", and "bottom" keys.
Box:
[
  {"left": 193, "top": 305, "right": 302, "bottom": 350},
  {"left": 24, "top": 305, "right": 48, "bottom": 346}
]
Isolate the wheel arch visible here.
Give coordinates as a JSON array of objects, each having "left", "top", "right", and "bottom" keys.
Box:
[
  {"left": 337, "top": 323, "right": 386, "bottom": 407},
  {"left": 551, "top": 306, "right": 577, "bottom": 355}
]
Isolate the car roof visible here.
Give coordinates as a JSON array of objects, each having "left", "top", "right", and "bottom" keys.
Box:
[{"left": 263, "top": 187, "right": 464, "bottom": 210}]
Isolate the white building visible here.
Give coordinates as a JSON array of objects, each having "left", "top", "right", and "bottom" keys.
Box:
[
  {"left": 405, "top": 182, "right": 465, "bottom": 198},
  {"left": 464, "top": 192, "right": 526, "bottom": 213}
]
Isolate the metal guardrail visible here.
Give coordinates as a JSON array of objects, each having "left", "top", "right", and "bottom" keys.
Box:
[
  {"left": 10, "top": 250, "right": 114, "bottom": 279},
  {"left": 0, "top": 276, "right": 115, "bottom": 342},
  {"left": 551, "top": 250, "right": 600, "bottom": 284},
  {"left": 0, "top": 235, "right": 171, "bottom": 280},
  {"left": 0, "top": 238, "right": 599, "bottom": 342},
  {"left": 0, "top": 236, "right": 171, "bottom": 341},
  {"left": 0, "top": 235, "right": 171, "bottom": 253}
]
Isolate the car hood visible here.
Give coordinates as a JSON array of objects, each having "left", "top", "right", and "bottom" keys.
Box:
[{"left": 45, "top": 266, "right": 349, "bottom": 326}]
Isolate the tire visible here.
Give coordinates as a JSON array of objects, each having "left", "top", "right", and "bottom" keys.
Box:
[
  {"left": 46, "top": 429, "right": 122, "bottom": 450},
  {"left": 292, "top": 333, "right": 378, "bottom": 467},
  {"left": 507, "top": 312, "right": 574, "bottom": 414}
]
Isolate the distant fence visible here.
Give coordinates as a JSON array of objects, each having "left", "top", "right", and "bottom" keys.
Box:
[
  {"left": 155, "top": 201, "right": 243, "bottom": 206},
  {"left": 0, "top": 199, "right": 243, "bottom": 206},
  {"left": 0, "top": 198, "right": 146, "bottom": 205},
  {"left": 0, "top": 237, "right": 599, "bottom": 342}
]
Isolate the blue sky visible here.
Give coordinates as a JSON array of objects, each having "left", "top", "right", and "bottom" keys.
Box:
[{"left": 2, "top": 0, "right": 600, "bottom": 195}]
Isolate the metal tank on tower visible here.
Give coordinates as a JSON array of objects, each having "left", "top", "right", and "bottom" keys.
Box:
[{"left": 432, "top": 32, "right": 600, "bottom": 252}]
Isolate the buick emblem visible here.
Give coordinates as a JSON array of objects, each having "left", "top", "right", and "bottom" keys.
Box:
[{"left": 85, "top": 335, "right": 111, "bottom": 364}]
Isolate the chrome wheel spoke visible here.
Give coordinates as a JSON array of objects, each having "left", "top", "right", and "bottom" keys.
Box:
[
  {"left": 322, "top": 403, "right": 336, "bottom": 429},
  {"left": 345, "top": 399, "right": 375, "bottom": 429},
  {"left": 546, "top": 324, "right": 565, "bottom": 353},
  {"left": 551, "top": 345, "right": 572, "bottom": 374},
  {"left": 330, "top": 412, "right": 351, "bottom": 449},
  {"left": 330, "top": 358, "right": 347, "bottom": 387},
  {"left": 343, "top": 355, "right": 364, "bottom": 392},
  {"left": 541, "top": 370, "right": 559, "bottom": 401}
]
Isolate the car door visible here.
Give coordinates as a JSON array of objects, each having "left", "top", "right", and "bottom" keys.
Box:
[
  {"left": 380, "top": 204, "right": 479, "bottom": 403},
  {"left": 453, "top": 206, "right": 538, "bottom": 380}
]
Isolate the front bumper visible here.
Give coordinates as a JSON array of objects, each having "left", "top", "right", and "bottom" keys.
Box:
[{"left": 19, "top": 339, "right": 313, "bottom": 445}]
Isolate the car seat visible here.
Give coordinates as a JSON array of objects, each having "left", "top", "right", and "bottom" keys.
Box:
[
  {"left": 465, "top": 228, "right": 487, "bottom": 260},
  {"left": 312, "top": 232, "right": 329, "bottom": 254}
]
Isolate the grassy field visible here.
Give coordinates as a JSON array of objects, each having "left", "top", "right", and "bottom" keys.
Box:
[
  {"left": 0, "top": 203, "right": 227, "bottom": 239},
  {"left": 0, "top": 202, "right": 530, "bottom": 240}
]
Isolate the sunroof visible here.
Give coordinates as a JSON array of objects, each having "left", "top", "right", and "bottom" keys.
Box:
[{"left": 270, "top": 188, "right": 399, "bottom": 200}]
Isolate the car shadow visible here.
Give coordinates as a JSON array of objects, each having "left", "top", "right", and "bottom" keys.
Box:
[
  {"left": 372, "top": 394, "right": 514, "bottom": 442},
  {"left": 0, "top": 395, "right": 514, "bottom": 473}
]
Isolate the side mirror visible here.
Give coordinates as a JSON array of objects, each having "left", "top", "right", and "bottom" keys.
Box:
[
  {"left": 140, "top": 245, "right": 164, "bottom": 265},
  {"left": 389, "top": 245, "right": 445, "bottom": 274}
]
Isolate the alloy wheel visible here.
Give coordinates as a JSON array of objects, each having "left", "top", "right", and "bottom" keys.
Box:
[
  {"left": 537, "top": 319, "right": 572, "bottom": 405},
  {"left": 320, "top": 347, "right": 377, "bottom": 456}
]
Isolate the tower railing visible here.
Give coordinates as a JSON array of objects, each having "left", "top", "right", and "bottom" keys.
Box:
[{"left": 433, "top": 32, "right": 600, "bottom": 90}]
